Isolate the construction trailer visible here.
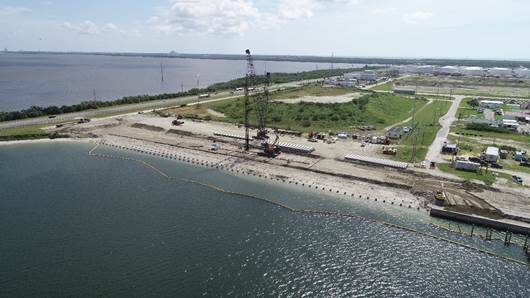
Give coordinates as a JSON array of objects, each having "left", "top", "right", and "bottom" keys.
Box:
[
  {"left": 484, "top": 147, "right": 500, "bottom": 162},
  {"left": 454, "top": 160, "right": 481, "bottom": 172}
]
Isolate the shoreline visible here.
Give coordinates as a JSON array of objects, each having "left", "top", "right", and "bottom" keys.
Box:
[{"left": 0, "top": 137, "right": 90, "bottom": 147}]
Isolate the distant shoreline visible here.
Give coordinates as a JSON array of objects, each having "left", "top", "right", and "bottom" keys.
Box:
[{"left": 5, "top": 51, "right": 530, "bottom": 69}]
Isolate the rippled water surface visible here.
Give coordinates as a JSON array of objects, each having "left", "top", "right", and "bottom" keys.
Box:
[
  {"left": 1, "top": 143, "right": 529, "bottom": 297},
  {"left": 0, "top": 53, "right": 354, "bottom": 111}
]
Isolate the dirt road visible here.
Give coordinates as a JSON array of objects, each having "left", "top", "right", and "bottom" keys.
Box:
[{"left": 425, "top": 95, "right": 465, "bottom": 163}]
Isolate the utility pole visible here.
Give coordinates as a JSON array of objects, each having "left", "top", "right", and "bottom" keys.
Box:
[
  {"left": 160, "top": 62, "right": 164, "bottom": 83},
  {"left": 181, "top": 82, "right": 184, "bottom": 93},
  {"left": 93, "top": 88, "right": 97, "bottom": 101},
  {"left": 411, "top": 95, "right": 417, "bottom": 163},
  {"left": 196, "top": 74, "right": 200, "bottom": 105}
]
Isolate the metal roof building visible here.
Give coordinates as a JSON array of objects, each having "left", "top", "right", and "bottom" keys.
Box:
[{"left": 345, "top": 154, "right": 409, "bottom": 169}]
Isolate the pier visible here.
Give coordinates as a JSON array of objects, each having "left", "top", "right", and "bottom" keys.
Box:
[{"left": 430, "top": 205, "right": 530, "bottom": 236}]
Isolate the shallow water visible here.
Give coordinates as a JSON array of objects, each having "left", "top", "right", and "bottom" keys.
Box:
[
  {"left": 0, "top": 53, "right": 354, "bottom": 111},
  {"left": 1, "top": 143, "right": 529, "bottom": 297}
]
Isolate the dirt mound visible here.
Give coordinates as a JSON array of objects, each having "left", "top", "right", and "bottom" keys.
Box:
[{"left": 131, "top": 123, "right": 164, "bottom": 132}]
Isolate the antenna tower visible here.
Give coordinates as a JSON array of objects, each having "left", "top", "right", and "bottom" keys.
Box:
[{"left": 244, "top": 49, "right": 256, "bottom": 151}]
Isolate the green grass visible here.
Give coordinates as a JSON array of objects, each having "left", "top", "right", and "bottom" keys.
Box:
[
  {"left": 208, "top": 91, "right": 426, "bottom": 132},
  {"left": 452, "top": 124, "right": 530, "bottom": 143},
  {"left": 0, "top": 125, "right": 50, "bottom": 141},
  {"left": 269, "top": 84, "right": 359, "bottom": 100},
  {"left": 438, "top": 163, "right": 497, "bottom": 185},
  {"left": 456, "top": 97, "right": 483, "bottom": 120},
  {"left": 395, "top": 100, "right": 452, "bottom": 162},
  {"left": 372, "top": 81, "right": 394, "bottom": 91},
  {"left": 500, "top": 159, "right": 530, "bottom": 175}
]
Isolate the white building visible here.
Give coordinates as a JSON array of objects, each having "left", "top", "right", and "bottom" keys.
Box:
[
  {"left": 416, "top": 65, "right": 435, "bottom": 75},
  {"left": 344, "top": 71, "right": 377, "bottom": 82},
  {"left": 502, "top": 119, "right": 519, "bottom": 130},
  {"left": 485, "top": 147, "right": 500, "bottom": 162},
  {"left": 488, "top": 67, "right": 513, "bottom": 77},
  {"left": 462, "top": 66, "right": 485, "bottom": 77},
  {"left": 479, "top": 100, "right": 504, "bottom": 109},
  {"left": 439, "top": 66, "right": 460, "bottom": 75},
  {"left": 514, "top": 67, "right": 530, "bottom": 78}
]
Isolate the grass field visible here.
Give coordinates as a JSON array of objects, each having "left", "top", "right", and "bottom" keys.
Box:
[
  {"left": 394, "top": 100, "right": 452, "bottom": 162},
  {"left": 452, "top": 124, "right": 530, "bottom": 143},
  {"left": 0, "top": 125, "right": 50, "bottom": 141},
  {"left": 500, "top": 159, "right": 530, "bottom": 175},
  {"left": 372, "top": 81, "right": 394, "bottom": 92},
  {"left": 207, "top": 90, "right": 426, "bottom": 132},
  {"left": 437, "top": 163, "right": 500, "bottom": 186},
  {"left": 269, "top": 84, "right": 359, "bottom": 100},
  {"left": 456, "top": 97, "right": 483, "bottom": 120}
]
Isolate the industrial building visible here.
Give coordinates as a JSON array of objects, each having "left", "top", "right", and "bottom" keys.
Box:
[
  {"left": 479, "top": 100, "right": 504, "bottom": 109},
  {"left": 344, "top": 71, "right": 377, "bottom": 82},
  {"left": 462, "top": 66, "right": 485, "bottom": 77},
  {"left": 488, "top": 67, "right": 512, "bottom": 77}
]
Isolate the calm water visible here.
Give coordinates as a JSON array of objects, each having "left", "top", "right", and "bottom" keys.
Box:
[
  {"left": 1, "top": 143, "right": 529, "bottom": 297},
  {"left": 0, "top": 53, "right": 353, "bottom": 111}
]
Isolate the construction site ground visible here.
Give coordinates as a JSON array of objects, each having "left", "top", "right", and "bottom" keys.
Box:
[{"left": 60, "top": 113, "right": 530, "bottom": 224}]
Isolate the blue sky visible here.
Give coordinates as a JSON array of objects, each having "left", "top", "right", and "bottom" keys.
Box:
[{"left": 1, "top": 0, "right": 530, "bottom": 60}]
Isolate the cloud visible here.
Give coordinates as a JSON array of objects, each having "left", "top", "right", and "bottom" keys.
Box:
[
  {"left": 150, "top": 0, "right": 260, "bottom": 35},
  {"left": 0, "top": 6, "right": 31, "bottom": 15},
  {"left": 62, "top": 21, "right": 139, "bottom": 36},
  {"left": 150, "top": 0, "right": 359, "bottom": 35},
  {"left": 279, "top": 0, "right": 317, "bottom": 20},
  {"left": 63, "top": 21, "right": 100, "bottom": 35},
  {"left": 403, "top": 11, "right": 433, "bottom": 24}
]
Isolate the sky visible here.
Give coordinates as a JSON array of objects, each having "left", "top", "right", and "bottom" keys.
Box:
[{"left": 1, "top": 0, "right": 530, "bottom": 60}]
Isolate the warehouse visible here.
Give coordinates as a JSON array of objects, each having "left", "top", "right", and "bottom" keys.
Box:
[{"left": 479, "top": 100, "right": 504, "bottom": 109}]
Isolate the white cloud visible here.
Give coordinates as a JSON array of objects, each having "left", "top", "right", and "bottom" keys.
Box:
[
  {"left": 63, "top": 21, "right": 100, "bottom": 35},
  {"left": 403, "top": 11, "right": 433, "bottom": 24},
  {"left": 0, "top": 6, "right": 31, "bottom": 15},
  {"left": 62, "top": 21, "right": 139, "bottom": 36},
  {"left": 279, "top": 0, "right": 317, "bottom": 20},
  {"left": 150, "top": 0, "right": 260, "bottom": 35},
  {"left": 150, "top": 0, "right": 360, "bottom": 35}
]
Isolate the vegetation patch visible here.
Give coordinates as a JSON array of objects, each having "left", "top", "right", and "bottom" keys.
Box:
[
  {"left": 395, "top": 100, "right": 452, "bottom": 162},
  {"left": 437, "top": 163, "right": 497, "bottom": 185},
  {"left": 208, "top": 92, "right": 426, "bottom": 132},
  {"left": 0, "top": 125, "right": 50, "bottom": 141}
]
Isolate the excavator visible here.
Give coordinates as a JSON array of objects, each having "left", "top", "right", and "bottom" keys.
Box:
[{"left": 260, "top": 131, "right": 281, "bottom": 158}]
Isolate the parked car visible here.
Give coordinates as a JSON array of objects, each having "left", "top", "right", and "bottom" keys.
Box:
[
  {"left": 490, "top": 162, "right": 503, "bottom": 169},
  {"left": 512, "top": 175, "right": 523, "bottom": 184}
]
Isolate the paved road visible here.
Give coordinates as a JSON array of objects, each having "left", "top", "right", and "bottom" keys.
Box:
[{"left": 425, "top": 95, "right": 465, "bottom": 163}]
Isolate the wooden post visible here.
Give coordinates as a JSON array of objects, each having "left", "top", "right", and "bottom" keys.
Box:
[
  {"left": 504, "top": 232, "right": 512, "bottom": 246},
  {"left": 470, "top": 225, "right": 474, "bottom": 237}
]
